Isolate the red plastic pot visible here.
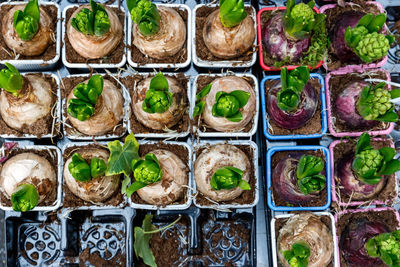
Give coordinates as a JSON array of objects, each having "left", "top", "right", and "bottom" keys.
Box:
[{"left": 256, "top": 6, "right": 323, "bottom": 71}]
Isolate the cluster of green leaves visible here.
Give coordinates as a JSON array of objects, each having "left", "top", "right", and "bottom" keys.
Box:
[
  {"left": 296, "top": 154, "right": 326, "bottom": 195},
  {"left": 71, "top": 0, "right": 110, "bottom": 36},
  {"left": 219, "top": 0, "right": 247, "bottom": 28},
  {"left": 11, "top": 184, "right": 39, "bottom": 212},
  {"left": 282, "top": 241, "right": 310, "bottom": 267},
  {"left": 277, "top": 66, "right": 310, "bottom": 112},
  {"left": 67, "top": 75, "right": 103, "bottom": 121},
  {"left": 0, "top": 63, "right": 23, "bottom": 97},
  {"left": 357, "top": 82, "right": 400, "bottom": 123},
  {"left": 129, "top": 153, "right": 163, "bottom": 194},
  {"left": 366, "top": 230, "right": 400, "bottom": 267},
  {"left": 134, "top": 214, "right": 181, "bottom": 267},
  {"left": 193, "top": 83, "right": 212, "bottom": 118},
  {"left": 13, "top": 0, "right": 40, "bottom": 41},
  {"left": 142, "top": 72, "right": 173, "bottom": 114},
  {"left": 345, "top": 13, "right": 394, "bottom": 63},
  {"left": 68, "top": 153, "right": 106, "bottom": 182},
  {"left": 127, "top": 0, "right": 161, "bottom": 36},
  {"left": 283, "top": 0, "right": 325, "bottom": 40},
  {"left": 210, "top": 166, "right": 251, "bottom": 191},
  {"left": 211, "top": 90, "right": 250, "bottom": 122},
  {"left": 352, "top": 133, "right": 400, "bottom": 185}
]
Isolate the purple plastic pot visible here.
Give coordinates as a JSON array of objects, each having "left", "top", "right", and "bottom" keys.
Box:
[
  {"left": 329, "top": 138, "right": 398, "bottom": 207},
  {"left": 320, "top": 1, "right": 388, "bottom": 72},
  {"left": 325, "top": 67, "right": 394, "bottom": 137},
  {"left": 334, "top": 207, "right": 400, "bottom": 267}
]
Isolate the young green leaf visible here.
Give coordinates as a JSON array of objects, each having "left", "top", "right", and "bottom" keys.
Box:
[
  {"left": 11, "top": 184, "right": 39, "bottom": 212},
  {"left": 210, "top": 166, "right": 250, "bottom": 191},
  {"left": 127, "top": 0, "right": 161, "bottom": 36},
  {"left": 90, "top": 157, "right": 107, "bottom": 178},
  {"left": 282, "top": 241, "right": 310, "bottom": 267},
  {"left": 296, "top": 154, "right": 326, "bottom": 195},
  {"left": 13, "top": 0, "right": 40, "bottom": 41},
  {"left": 196, "top": 83, "right": 212, "bottom": 101},
  {"left": 365, "top": 230, "right": 400, "bottom": 267},
  {"left": 211, "top": 90, "right": 250, "bottom": 122},
  {"left": 192, "top": 101, "right": 206, "bottom": 118},
  {"left": 71, "top": 0, "right": 110, "bottom": 37},
  {"left": 142, "top": 72, "right": 173, "bottom": 114},
  {"left": 0, "top": 63, "right": 23, "bottom": 97},
  {"left": 219, "top": 0, "right": 247, "bottom": 28},
  {"left": 68, "top": 153, "right": 92, "bottom": 182}
]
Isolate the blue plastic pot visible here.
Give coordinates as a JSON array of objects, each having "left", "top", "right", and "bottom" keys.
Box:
[
  {"left": 260, "top": 73, "right": 327, "bottom": 140},
  {"left": 266, "top": 145, "right": 331, "bottom": 211}
]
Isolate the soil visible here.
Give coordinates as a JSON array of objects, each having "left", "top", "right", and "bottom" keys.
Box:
[
  {"left": 325, "top": 0, "right": 382, "bottom": 70},
  {"left": 193, "top": 75, "right": 255, "bottom": 134},
  {"left": 0, "top": 74, "right": 59, "bottom": 138},
  {"left": 61, "top": 74, "right": 126, "bottom": 138},
  {"left": 333, "top": 139, "right": 397, "bottom": 204},
  {"left": 64, "top": 6, "right": 125, "bottom": 64},
  {"left": 62, "top": 144, "right": 124, "bottom": 208},
  {"left": 271, "top": 150, "right": 328, "bottom": 207},
  {"left": 0, "top": 147, "right": 58, "bottom": 208},
  {"left": 129, "top": 7, "right": 188, "bottom": 66},
  {"left": 195, "top": 6, "right": 255, "bottom": 63},
  {"left": 0, "top": 4, "right": 58, "bottom": 62},
  {"left": 275, "top": 215, "right": 334, "bottom": 267},
  {"left": 336, "top": 209, "right": 399, "bottom": 267},
  {"left": 79, "top": 247, "right": 125, "bottom": 267},
  {"left": 195, "top": 144, "right": 256, "bottom": 206},
  {"left": 121, "top": 73, "right": 190, "bottom": 134},
  {"left": 328, "top": 70, "right": 390, "bottom": 133},
  {"left": 264, "top": 78, "right": 322, "bottom": 136},
  {"left": 130, "top": 142, "right": 189, "bottom": 206}
]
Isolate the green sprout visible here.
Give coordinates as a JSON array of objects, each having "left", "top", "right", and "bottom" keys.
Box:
[
  {"left": 13, "top": 0, "right": 40, "bottom": 41},
  {"left": 357, "top": 82, "right": 400, "bottom": 123},
  {"left": 142, "top": 72, "right": 173, "bottom": 114},
  {"left": 277, "top": 66, "right": 310, "bottom": 112},
  {"left": 282, "top": 241, "right": 311, "bottom": 267},
  {"left": 127, "top": 0, "right": 161, "bottom": 36},
  {"left": 0, "top": 63, "right": 24, "bottom": 97},
  {"left": 11, "top": 184, "right": 39, "bottom": 212},
  {"left": 67, "top": 74, "right": 103, "bottom": 121},
  {"left": 211, "top": 90, "right": 250, "bottom": 122},
  {"left": 134, "top": 214, "right": 181, "bottom": 267},
  {"left": 366, "top": 230, "right": 400, "bottom": 267},
  {"left": 193, "top": 83, "right": 212, "bottom": 118},
  {"left": 296, "top": 154, "right": 326, "bottom": 195},
  {"left": 70, "top": 0, "right": 110, "bottom": 36},
  {"left": 352, "top": 133, "right": 400, "bottom": 185},
  {"left": 344, "top": 13, "right": 394, "bottom": 63},
  {"left": 68, "top": 152, "right": 106, "bottom": 182},
  {"left": 210, "top": 166, "right": 251, "bottom": 191},
  {"left": 219, "top": 0, "right": 247, "bottom": 28}
]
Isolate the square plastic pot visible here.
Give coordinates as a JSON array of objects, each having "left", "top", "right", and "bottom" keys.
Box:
[
  {"left": 256, "top": 6, "right": 323, "bottom": 71},
  {"left": 260, "top": 73, "right": 327, "bottom": 140},
  {"left": 192, "top": 4, "right": 257, "bottom": 68},
  {"left": 266, "top": 145, "right": 331, "bottom": 211},
  {"left": 0, "top": 144, "right": 62, "bottom": 212},
  {"left": 127, "top": 4, "right": 191, "bottom": 69},
  {"left": 62, "top": 4, "right": 127, "bottom": 69},
  {"left": 325, "top": 68, "right": 394, "bottom": 137},
  {"left": 329, "top": 138, "right": 398, "bottom": 207},
  {"left": 191, "top": 73, "right": 259, "bottom": 138},
  {"left": 0, "top": 1, "right": 61, "bottom": 71},
  {"left": 192, "top": 140, "right": 259, "bottom": 210},
  {"left": 271, "top": 212, "right": 339, "bottom": 267},
  {"left": 320, "top": 1, "right": 387, "bottom": 72}
]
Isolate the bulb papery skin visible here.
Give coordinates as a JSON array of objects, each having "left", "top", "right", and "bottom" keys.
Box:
[
  {"left": 203, "top": 9, "right": 255, "bottom": 59},
  {"left": 132, "top": 6, "right": 186, "bottom": 59},
  {"left": 202, "top": 76, "right": 256, "bottom": 132},
  {"left": 132, "top": 76, "right": 186, "bottom": 130},
  {"left": 340, "top": 218, "right": 389, "bottom": 267},
  {"left": 136, "top": 149, "right": 188, "bottom": 205},
  {"left": 0, "top": 74, "right": 53, "bottom": 132},
  {"left": 335, "top": 81, "right": 380, "bottom": 129},
  {"left": 0, "top": 153, "right": 56, "bottom": 204},
  {"left": 67, "top": 5, "right": 123, "bottom": 59},
  {"left": 2, "top": 5, "right": 53, "bottom": 56},
  {"left": 64, "top": 148, "right": 119, "bottom": 203},
  {"left": 272, "top": 153, "right": 318, "bottom": 204},
  {"left": 262, "top": 13, "right": 310, "bottom": 62},
  {"left": 267, "top": 81, "right": 317, "bottom": 130},
  {"left": 194, "top": 144, "right": 251, "bottom": 202},
  {"left": 278, "top": 214, "right": 334, "bottom": 267},
  {"left": 67, "top": 78, "right": 124, "bottom": 136}
]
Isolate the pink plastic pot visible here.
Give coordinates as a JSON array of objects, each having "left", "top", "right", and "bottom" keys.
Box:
[
  {"left": 329, "top": 138, "right": 398, "bottom": 207},
  {"left": 256, "top": 6, "right": 323, "bottom": 71},
  {"left": 334, "top": 207, "right": 400, "bottom": 267},
  {"left": 320, "top": 1, "right": 388, "bottom": 72},
  {"left": 325, "top": 67, "right": 394, "bottom": 137}
]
